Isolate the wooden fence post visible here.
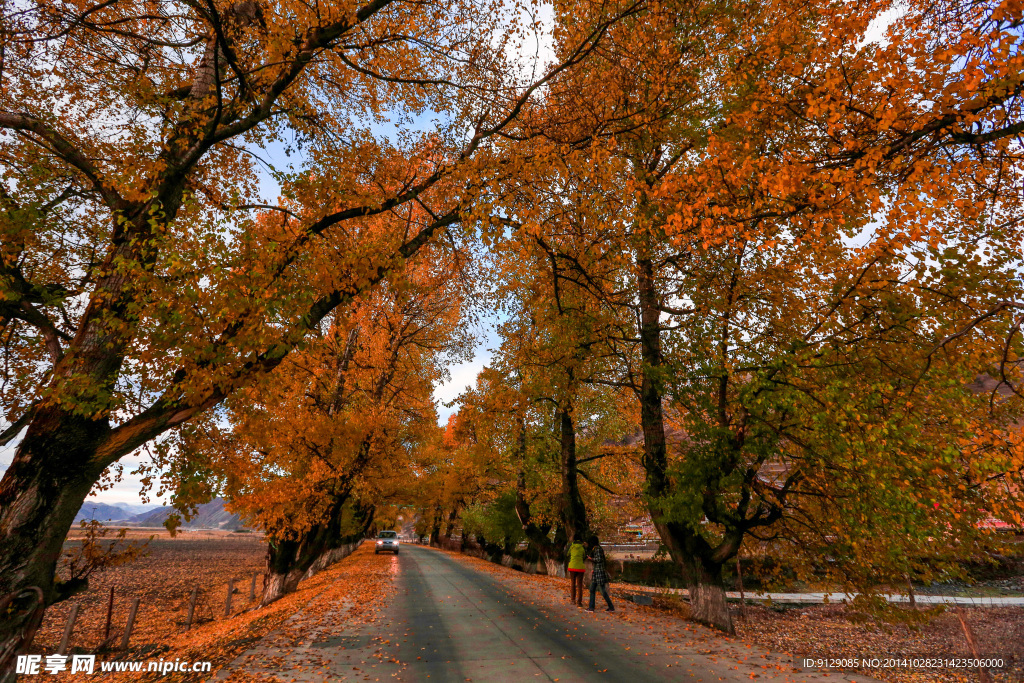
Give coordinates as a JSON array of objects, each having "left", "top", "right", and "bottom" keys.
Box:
[
  {"left": 103, "top": 586, "right": 115, "bottom": 642},
  {"left": 185, "top": 586, "right": 198, "bottom": 631},
  {"left": 224, "top": 579, "right": 234, "bottom": 618},
  {"left": 58, "top": 604, "right": 78, "bottom": 655},
  {"left": 249, "top": 572, "right": 257, "bottom": 601},
  {"left": 120, "top": 598, "right": 140, "bottom": 650}
]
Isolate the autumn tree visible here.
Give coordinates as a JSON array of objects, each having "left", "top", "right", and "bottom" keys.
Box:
[
  {"left": 165, "top": 245, "right": 469, "bottom": 604},
  {"left": 664, "top": 229, "right": 1024, "bottom": 593},
  {"left": 452, "top": 321, "right": 633, "bottom": 575},
  {"left": 0, "top": 0, "right": 643, "bottom": 667},
  {"left": 497, "top": 225, "right": 638, "bottom": 547},
  {"left": 488, "top": 0, "right": 1024, "bottom": 632}
]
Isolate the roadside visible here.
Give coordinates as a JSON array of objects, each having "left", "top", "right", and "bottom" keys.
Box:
[
  {"left": 603, "top": 537, "right": 1024, "bottom": 601},
  {"left": 738, "top": 601, "right": 1022, "bottom": 683},
  {"left": 215, "top": 543, "right": 878, "bottom": 682},
  {"left": 617, "top": 584, "right": 1024, "bottom": 606},
  {"left": 435, "top": 547, "right": 1022, "bottom": 683}
]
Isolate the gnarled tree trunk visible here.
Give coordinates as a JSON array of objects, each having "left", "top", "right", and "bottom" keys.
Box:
[
  {"left": 687, "top": 558, "right": 731, "bottom": 633},
  {"left": 513, "top": 416, "right": 566, "bottom": 576},
  {"left": 260, "top": 496, "right": 374, "bottom": 606},
  {"left": 653, "top": 518, "right": 734, "bottom": 633},
  {"left": 0, "top": 409, "right": 112, "bottom": 679},
  {"left": 305, "top": 503, "right": 373, "bottom": 579},
  {"left": 429, "top": 504, "right": 443, "bottom": 547},
  {"left": 261, "top": 537, "right": 303, "bottom": 606},
  {"left": 636, "top": 253, "right": 734, "bottom": 634},
  {"left": 515, "top": 490, "right": 566, "bottom": 577}
]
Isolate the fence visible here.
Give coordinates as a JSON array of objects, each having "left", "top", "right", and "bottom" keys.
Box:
[
  {"left": 605, "top": 543, "right": 661, "bottom": 554},
  {"left": 32, "top": 538, "right": 364, "bottom": 656},
  {"left": 47, "top": 568, "right": 266, "bottom": 655}
]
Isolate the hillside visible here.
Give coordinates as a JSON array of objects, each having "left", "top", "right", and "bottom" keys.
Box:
[
  {"left": 73, "top": 502, "right": 160, "bottom": 524},
  {"left": 126, "top": 498, "right": 247, "bottom": 530}
]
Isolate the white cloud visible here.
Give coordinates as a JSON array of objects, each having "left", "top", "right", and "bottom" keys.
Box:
[
  {"left": 434, "top": 353, "right": 491, "bottom": 424},
  {"left": 0, "top": 441, "right": 167, "bottom": 506},
  {"left": 860, "top": 3, "right": 904, "bottom": 49},
  {"left": 433, "top": 324, "right": 501, "bottom": 424}
]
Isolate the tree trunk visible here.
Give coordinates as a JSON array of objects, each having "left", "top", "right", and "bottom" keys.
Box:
[
  {"left": 514, "top": 473, "right": 565, "bottom": 575},
  {"left": 684, "top": 554, "right": 733, "bottom": 634},
  {"left": 260, "top": 495, "right": 374, "bottom": 605},
  {"left": 429, "top": 511, "right": 442, "bottom": 547},
  {"left": 0, "top": 409, "right": 110, "bottom": 676},
  {"left": 558, "top": 404, "right": 589, "bottom": 546},
  {"left": 635, "top": 254, "right": 670, "bottom": 498},
  {"left": 303, "top": 499, "right": 372, "bottom": 581},
  {"left": 512, "top": 413, "right": 568, "bottom": 575},
  {"left": 261, "top": 529, "right": 336, "bottom": 606},
  {"left": 442, "top": 505, "right": 461, "bottom": 549},
  {"left": 635, "top": 253, "right": 734, "bottom": 634},
  {"left": 652, "top": 518, "right": 735, "bottom": 633},
  {"left": 305, "top": 503, "right": 372, "bottom": 579},
  {"left": 261, "top": 538, "right": 303, "bottom": 606},
  {"left": 542, "top": 556, "right": 566, "bottom": 577}
]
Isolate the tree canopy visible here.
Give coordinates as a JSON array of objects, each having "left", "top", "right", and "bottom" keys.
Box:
[{"left": 2, "top": 0, "right": 1024, "bottom": 669}]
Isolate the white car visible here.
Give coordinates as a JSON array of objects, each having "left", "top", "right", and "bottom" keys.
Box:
[{"left": 375, "top": 530, "right": 400, "bottom": 554}]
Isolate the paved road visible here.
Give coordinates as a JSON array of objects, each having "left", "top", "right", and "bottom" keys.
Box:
[{"left": 219, "top": 544, "right": 871, "bottom": 682}]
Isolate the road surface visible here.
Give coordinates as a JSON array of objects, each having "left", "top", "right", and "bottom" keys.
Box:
[{"left": 218, "top": 544, "right": 871, "bottom": 682}]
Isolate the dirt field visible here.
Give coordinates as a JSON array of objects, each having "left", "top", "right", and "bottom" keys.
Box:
[
  {"left": 644, "top": 594, "right": 1024, "bottom": 682},
  {"left": 31, "top": 529, "right": 267, "bottom": 655}
]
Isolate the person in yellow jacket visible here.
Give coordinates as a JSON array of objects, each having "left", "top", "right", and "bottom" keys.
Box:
[{"left": 567, "top": 538, "right": 587, "bottom": 607}]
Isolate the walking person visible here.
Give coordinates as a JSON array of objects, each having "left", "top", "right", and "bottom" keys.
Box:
[
  {"left": 567, "top": 538, "right": 586, "bottom": 607},
  {"left": 585, "top": 534, "right": 614, "bottom": 612}
]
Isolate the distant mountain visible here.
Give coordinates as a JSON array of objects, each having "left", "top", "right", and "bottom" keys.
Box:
[
  {"left": 115, "top": 503, "right": 160, "bottom": 517},
  {"left": 126, "top": 497, "right": 247, "bottom": 530},
  {"left": 73, "top": 502, "right": 161, "bottom": 524}
]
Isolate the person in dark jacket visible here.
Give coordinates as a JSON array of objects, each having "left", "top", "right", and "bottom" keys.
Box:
[{"left": 585, "top": 534, "right": 614, "bottom": 612}]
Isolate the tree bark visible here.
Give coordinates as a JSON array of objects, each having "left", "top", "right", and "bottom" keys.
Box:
[
  {"left": 260, "top": 537, "right": 305, "bottom": 606},
  {"left": 635, "top": 252, "right": 734, "bottom": 634},
  {"left": 259, "top": 496, "right": 374, "bottom": 606},
  {"left": 442, "top": 505, "right": 461, "bottom": 549},
  {"left": 558, "top": 404, "right": 589, "bottom": 547},
  {"left": 261, "top": 494, "right": 345, "bottom": 605},
  {"left": 515, "top": 487, "right": 564, "bottom": 576},
  {"left": 0, "top": 409, "right": 113, "bottom": 676},
  {"left": 687, "top": 560, "right": 733, "bottom": 634},
  {"left": 305, "top": 503, "right": 373, "bottom": 579},
  {"left": 429, "top": 505, "right": 443, "bottom": 547}
]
